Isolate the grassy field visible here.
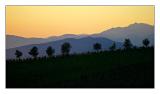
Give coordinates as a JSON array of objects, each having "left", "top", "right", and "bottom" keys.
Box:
[{"left": 6, "top": 47, "right": 154, "bottom": 88}]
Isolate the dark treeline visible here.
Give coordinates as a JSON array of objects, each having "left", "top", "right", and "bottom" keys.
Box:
[
  {"left": 7, "top": 38, "right": 152, "bottom": 62},
  {"left": 7, "top": 46, "right": 154, "bottom": 64},
  {"left": 6, "top": 46, "right": 154, "bottom": 88}
]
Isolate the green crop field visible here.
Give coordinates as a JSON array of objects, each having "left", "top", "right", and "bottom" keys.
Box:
[{"left": 6, "top": 47, "right": 154, "bottom": 88}]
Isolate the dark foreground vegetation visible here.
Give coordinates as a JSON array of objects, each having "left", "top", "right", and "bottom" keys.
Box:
[{"left": 6, "top": 47, "right": 154, "bottom": 88}]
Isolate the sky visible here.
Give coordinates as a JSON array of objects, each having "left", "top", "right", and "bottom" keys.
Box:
[{"left": 6, "top": 6, "right": 154, "bottom": 38}]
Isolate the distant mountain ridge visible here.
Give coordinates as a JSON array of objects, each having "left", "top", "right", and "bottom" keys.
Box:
[
  {"left": 6, "top": 34, "right": 88, "bottom": 49},
  {"left": 6, "top": 23, "right": 154, "bottom": 49},
  {"left": 6, "top": 23, "right": 154, "bottom": 59},
  {"left": 92, "top": 23, "right": 154, "bottom": 46}
]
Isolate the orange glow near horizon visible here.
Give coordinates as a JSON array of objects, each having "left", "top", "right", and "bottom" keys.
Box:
[{"left": 6, "top": 6, "right": 154, "bottom": 38}]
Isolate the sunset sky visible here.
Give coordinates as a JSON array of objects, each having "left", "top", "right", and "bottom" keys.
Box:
[{"left": 6, "top": 6, "right": 154, "bottom": 38}]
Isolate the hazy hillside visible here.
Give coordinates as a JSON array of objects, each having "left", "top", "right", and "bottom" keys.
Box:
[
  {"left": 6, "top": 34, "right": 88, "bottom": 49},
  {"left": 6, "top": 35, "right": 48, "bottom": 49},
  {"left": 6, "top": 23, "right": 154, "bottom": 49}
]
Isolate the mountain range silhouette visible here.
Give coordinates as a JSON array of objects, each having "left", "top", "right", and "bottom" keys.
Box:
[{"left": 6, "top": 23, "right": 154, "bottom": 59}]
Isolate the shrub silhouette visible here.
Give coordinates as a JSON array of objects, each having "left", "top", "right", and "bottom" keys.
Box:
[
  {"left": 123, "top": 39, "right": 133, "bottom": 49},
  {"left": 143, "top": 38, "right": 150, "bottom": 47},
  {"left": 28, "top": 46, "right": 39, "bottom": 59},
  {"left": 109, "top": 42, "right": 116, "bottom": 51},
  {"left": 15, "top": 50, "right": 23, "bottom": 59},
  {"left": 93, "top": 43, "right": 101, "bottom": 52},
  {"left": 61, "top": 42, "right": 71, "bottom": 56},
  {"left": 46, "top": 46, "right": 55, "bottom": 57}
]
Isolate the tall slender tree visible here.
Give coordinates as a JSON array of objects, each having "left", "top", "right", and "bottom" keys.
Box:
[
  {"left": 123, "top": 39, "right": 133, "bottom": 49},
  {"left": 109, "top": 42, "right": 116, "bottom": 51},
  {"left": 46, "top": 46, "right": 55, "bottom": 57}
]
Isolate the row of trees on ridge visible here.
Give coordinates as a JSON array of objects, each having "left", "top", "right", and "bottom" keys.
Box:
[{"left": 14, "top": 38, "right": 150, "bottom": 59}]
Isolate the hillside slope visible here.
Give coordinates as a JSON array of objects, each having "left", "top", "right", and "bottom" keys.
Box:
[{"left": 6, "top": 47, "right": 154, "bottom": 88}]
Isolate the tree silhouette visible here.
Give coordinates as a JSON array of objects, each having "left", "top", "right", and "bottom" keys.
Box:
[
  {"left": 15, "top": 50, "right": 23, "bottom": 59},
  {"left": 61, "top": 42, "right": 71, "bottom": 56},
  {"left": 123, "top": 39, "right": 133, "bottom": 49},
  {"left": 143, "top": 38, "right": 150, "bottom": 47},
  {"left": 46, "top": 46, "right": 55, "bottom": 57},
  {"left": 93, "top": 43, "right": 101, "bottom": 52},
  {"left": 109, "top": 42, "right": 116, "bottom": 51},
  {"left": 29, "top": 46, "right": 39, "bottom": 58}
]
